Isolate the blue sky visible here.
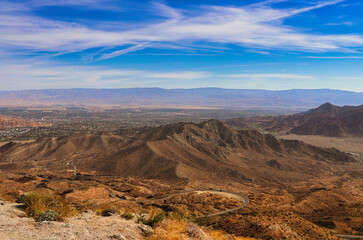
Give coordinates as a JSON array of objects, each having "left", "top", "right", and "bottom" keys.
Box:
[{"left": 1, "top": 0, "right": 363, "bottom": 91}]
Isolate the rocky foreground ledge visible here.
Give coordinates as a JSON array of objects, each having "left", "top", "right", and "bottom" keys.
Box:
[{"left": 0, "top": 200, "right": 148, "bottom": 240}]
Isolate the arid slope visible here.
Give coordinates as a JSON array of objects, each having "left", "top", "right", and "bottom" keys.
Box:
[
  {"left": 225, "top": 103, "right": 363, "bottom": 137},
  {"left": 0, "top": 114, "right": 47, "bottom": 129},
  {"left": 0, "top": 120, "right": 355, "bottom": 185}
]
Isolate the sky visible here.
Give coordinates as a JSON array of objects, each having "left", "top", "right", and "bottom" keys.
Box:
[{"left": 1, "top": 0, "right": 363, "bottom": 91}]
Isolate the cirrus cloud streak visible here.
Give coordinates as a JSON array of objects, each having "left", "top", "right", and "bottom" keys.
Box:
[{"left": 0, "top": 0, "right": 362, "bottom": 61}]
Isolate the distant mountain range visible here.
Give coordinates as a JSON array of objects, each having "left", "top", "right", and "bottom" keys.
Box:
[
  {"left": 0, "top": 88, "right": 362, "bottom": 109},
  {"left": 225, "top": 103, "right": 363, "bottom": 137}
]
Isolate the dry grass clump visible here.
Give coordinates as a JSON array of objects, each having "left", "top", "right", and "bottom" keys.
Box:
[
  {"left": 204, "top": 228, "right": 256, "bottom": 240},
  {"left": 73, "top": 198, "right": 143, "bottom": 216},
  {"left": 146, "top": 215, "right": 255, "bottom": 240},
  {"left": 137, "top": 210, "right": 165, "bottom": 227},
  {"left": 205, "top": 209, "right": 340, "bottom": 239},
  {"left": 165, "top": 205, "right": 197, "bottom": 222},
  {"left": 146, "top": 218, "right": 187, "bottom": 240},
  {"left": 166, "top": 192, "right": 240, "bottom": 216},
  {"left": 101, "top": 205, "right": 119, "bottom": 216},
  {"left": 18, "top": 192, "right": 76, "bottom": 221},
  {"left": 121, "top": 212, "right": 134, "bottom": 220}
]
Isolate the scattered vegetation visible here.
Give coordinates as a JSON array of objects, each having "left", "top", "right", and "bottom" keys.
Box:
[
  {"left": 101, "top": 206, "right": 119, "bottom": 216},
  {"left": 18, "top": 192, "right": 76, "bottom": 221},
  {"left": 36, "top": 209, "right": 58, "bottom": 222},
  {"left": 204, "top": 209, "right": 341, "bottom": 239},
  {"left": 163, "top": 192, "right": 240, "bottom": 218},
  {"left": 137, "top": 210, "right": 165, "bottom": 227},
  {"left": 146, "top": 217, "right": 255, "bottom": 240},
  {"left": 1, "top": 170, "right": 359, "bottom": 239},
  {"left": 121, "top": 212, "right": 134, "bottom": 220},
  {"left": 168, "top": 209, "right": 197, "bottom": 222}
]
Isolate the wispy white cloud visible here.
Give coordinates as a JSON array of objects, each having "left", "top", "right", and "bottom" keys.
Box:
[
  {"left": 287, "top": 0, "right": 346, "bottom": 19},
  {"left": 127, "top": 53, "right": 215, "bottom": 56},
  {"left": 248, "top": 0, "right": 289, "bottom": 8},
  {"left": 222, "top": 74, "right": 314, "bottom": 79},
  {"left": 148, "top": 71, "right": 210, "bottom": 80},
  {"left": 339, "top": 2, "right": 362, "bottom": 7},
  {"left": 4, "top": 59, "right": 361, "bottom": 91},
  {"left": 332, "top": 76, "right": 363, "bottom": 80},
  {"left": 0, "top": 61, "right": 210, "bottom": 90},
  {"left": 0, "top": 0, "right": 121, "bottom": 14},
  {"left": 245, "top": 0, "right": 346, "bottom": 22},
  {"left": 326, "top": 21, "right": 354, "bottom": 26},
  {"left": 0, "top": 0, "right": 361, "bottom": 60},
  {"left": 151, "top": 2, "right": 182, "bottom": 20},
  {"left": 306, "top": 56, "right": 363, "bottom": 59},
  {"left": 98, "top": 42, "right": 150, "bottom": 60},
  {"left": 30, "top": 0, "right": 122, "bottom": 11},
  {"left": 31, "top": 0, "right": 106, "bottom": 7}
]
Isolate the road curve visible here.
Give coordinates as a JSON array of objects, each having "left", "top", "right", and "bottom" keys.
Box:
[
  {"left": 138, "top": 189, "right": 249, "bottom": 218},
  {"left": 335, "top": 234, "right": 363, "bottom": 240}
]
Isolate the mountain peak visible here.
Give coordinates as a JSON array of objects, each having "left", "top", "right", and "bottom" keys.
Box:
[
  {"left": 319, "top": 102, "right": 336, "bottom": 108},
  {"left": 311, "top": 102, "right": 339, "bottom": 114}
]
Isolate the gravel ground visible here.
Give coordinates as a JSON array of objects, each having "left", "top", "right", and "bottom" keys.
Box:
[{"left": 0, "top": 200, "right": 146, "bottom": 240}]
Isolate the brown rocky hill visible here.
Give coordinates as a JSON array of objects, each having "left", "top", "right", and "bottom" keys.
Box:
[
  {"left": 0, "top": 120, "right": 355, "bottom": 186},
  {"left": 225, "top": 103, "right": 363, "bottom": 137},
  {"left": 0, "top": 114, "right": 47, "bottom": 129}
]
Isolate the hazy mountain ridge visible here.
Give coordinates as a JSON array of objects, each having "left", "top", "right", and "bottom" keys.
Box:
[
  {"left": 1, "top": 88, "right": 363, "bottom": 109},
  {"left": 225, "top": 102, "right": 363, "bottom": 137}
]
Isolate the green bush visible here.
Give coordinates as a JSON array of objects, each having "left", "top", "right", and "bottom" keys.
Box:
[
  {"left": 121, "top": 212, "right": 134, "bottom": 220},
  {"left": 168, "top": 209, "right": 196, "bottom": 222},
  {"left": 137, "top": 210, "right": 165, "bottom": 227},
  {"left": 36, "top": 209, "right": 58, "bottom": 222},
  {"left": 101, "top": 206, "right": 119, "bottom": 216}
]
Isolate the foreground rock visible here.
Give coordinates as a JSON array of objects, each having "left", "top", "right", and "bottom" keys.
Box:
[{"left": 0, "top": 200, "right": 144, "bottom": 240}]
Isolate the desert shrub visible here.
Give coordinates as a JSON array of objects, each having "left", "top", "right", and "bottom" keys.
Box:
[
  {"left": 137, "top": 210, "right": 165, "bottom": 227},
  {"left": 121, "top": 212, "right": 134, "bottom": 220},
  {"left": 18, "top": 192, "right": 76, "bottom": 221},
  {"left": 146, "top": 218, "right": 187, "bottom": 240},
  {"left": 136, "top": 214, "right": 147, "bottom": 225},
  {"left": 147, "top": 211, "right": 166, "bottom": 227},
  {"left": 169, "top": 210, "right": 196, "bottom": 222},
  {"left": 203, "top": 226, "right": 256, "bottom": 240},
  {"left": 101, "top": 206, "right": 119, "bottom": 216},
  {"left": 36, "top": 209, "right": 57, "bottom": 222},
  {"left": 146, "top": 218, "right": 256, "bottom": 240}
]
